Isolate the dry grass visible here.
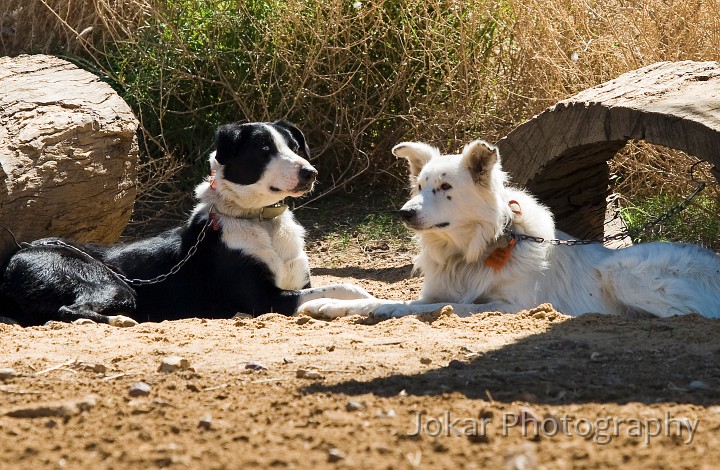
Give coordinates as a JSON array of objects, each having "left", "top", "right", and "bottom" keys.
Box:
[{"left": 2, "top": 0, "right": 719, "bottom": 217}]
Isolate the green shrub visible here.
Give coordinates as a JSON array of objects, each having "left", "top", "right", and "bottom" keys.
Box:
[
  {"left": 621, "top": 193, "right": 720, "bottom": 250},
  {"left": 3, "top": 0, "right": 719, "bottom": 219}
]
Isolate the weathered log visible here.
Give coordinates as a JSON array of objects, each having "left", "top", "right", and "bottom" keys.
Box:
[
  {"left": 497, "top": 61, "right": 720, "bottom": 239},
  {"left": 0, "top": 54, "right": 138, "bottom": 243}
]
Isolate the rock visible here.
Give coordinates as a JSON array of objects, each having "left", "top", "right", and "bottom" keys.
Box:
[
  {"left": 327, "top": 448, "right": 345, "bottom": 463},
  {"left": 283, "top": 358, "right": 294, "bottom": 364},
  {"left": 0, "top": 368, "right": 17, "bottom": 380},
  {"left": 296, "top": 369, "right": 324, "bottom": 380},
  {"left": 158, "top": 356, "right": 191, "bottom": 373},
  {"left": 346, "top": 401, "right": 366, "bottom": 412},
  {"left": 245, "top": 361, "right": 267, "bottom": 371},
  {"left": 129, "top": 382, "right": 152, "bottom": 397},
  {"left": 419, "top": 357, "right": 432, "bottom": 365},
  {"left": 448, "top": 360, "right": 466, "bottom": 369},
  {"left": 198, "top": 413, "right": 212, "bottom": 430},
  {"left": 5, "top": 395, "right": 97, "bottom": 419},
  {"left": 0, "top": 55, "right": 138, "bottom": 243}
]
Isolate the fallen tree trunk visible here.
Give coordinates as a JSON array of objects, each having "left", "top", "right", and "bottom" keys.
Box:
[
  {"left": 497, "top": 61, "right": 720, "bottom": 239},
  {"left": 0, "top": 54, "right": 138, "bottom": 243}
]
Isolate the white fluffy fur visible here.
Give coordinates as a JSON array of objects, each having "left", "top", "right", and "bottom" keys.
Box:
[{"left": 299, "top": 139, "right": 720, "bottom": 319}]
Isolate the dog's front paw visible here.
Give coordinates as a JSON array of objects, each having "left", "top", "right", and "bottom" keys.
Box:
[
  {"left": 332, "top": 283, "right": 375, "bottom": 300},
  {"left": 372, "top": 303, "right": 416, "bottom": 319},
  {"left": 73, "top": 318, "right": 96, "bottom": 325},
  {"left": 298, "top": 298, "right": 382, "bottom": 319},
  {"left": 108, "top": 315, "right": 139, "bottom": 327}
]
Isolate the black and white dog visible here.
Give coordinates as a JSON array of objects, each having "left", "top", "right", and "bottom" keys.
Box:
[{"left": 0, "top": 121, "right": 370, "bottom": 327}]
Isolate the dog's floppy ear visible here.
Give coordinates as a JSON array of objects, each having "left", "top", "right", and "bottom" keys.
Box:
[
  {"left": 214, "top": 123, "right": 244, "bottom": 165},
  {"left": 273, "top": 120, "right": 311, "bottom": 159},
  {"left": 462, "top": 139, "right": 498, "bottom": 185},
  {"left": 392, "top": 142, "right": 438, "bottom": 178}
]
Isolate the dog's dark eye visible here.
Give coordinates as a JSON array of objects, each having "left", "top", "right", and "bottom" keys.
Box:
[
  {"left": 440, "top": 183, "right": 452, "bottom": 191},
  {"left": 262, "top": 146, "right": 270, "bottom": 152},
  {"left": 418, "top": 184, "right": 422, "bottom": 191}
]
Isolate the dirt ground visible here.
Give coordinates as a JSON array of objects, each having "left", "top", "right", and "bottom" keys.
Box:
[{"left": 1, "top": 228, "right": 720, "bottom": 469}]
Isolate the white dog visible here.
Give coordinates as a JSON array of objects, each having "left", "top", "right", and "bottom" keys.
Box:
[{"left": 300, "top": 139, "right": 720, "bottom": 319}]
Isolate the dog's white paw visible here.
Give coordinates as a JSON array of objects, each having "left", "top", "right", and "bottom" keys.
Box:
[
  {"left": 72, "top": 318, "right": 96, "bottom": 325},
  {"left": 108, "top": 315, "right": 139, "bottom": 327},
  {"left": 372, "top": 303, "right": 416, "bottom": 319},
  {"left": 331, "top": 283, "right": 375, "bottom": 300},
  {"left": 298, "top": 298, "right": 382, "bottom": 319}
]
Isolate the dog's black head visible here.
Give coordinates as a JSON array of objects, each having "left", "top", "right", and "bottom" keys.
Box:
[{"left": 210, "top": 121, "right": 317, "bottom": 206}]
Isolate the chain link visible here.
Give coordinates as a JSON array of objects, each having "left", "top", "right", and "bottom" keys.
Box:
[
  {"left": 507, "top": 162, "right": 716, "bottom": 247},
  {"left": 30, "top": 208, "right": 214, "bottom": 287}
]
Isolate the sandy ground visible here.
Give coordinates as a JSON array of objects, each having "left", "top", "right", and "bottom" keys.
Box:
[{"left": 1, "top": 233, "right": 720, "bottom": 469}]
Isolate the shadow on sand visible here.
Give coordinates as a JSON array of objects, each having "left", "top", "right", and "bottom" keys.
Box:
[{"left": 304, "top": 313, "right": 720, "bottom": 406}]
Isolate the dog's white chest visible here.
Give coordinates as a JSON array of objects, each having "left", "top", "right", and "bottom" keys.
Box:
[{"left": 219, "top": 213, "right": 309, "bottom": 290}]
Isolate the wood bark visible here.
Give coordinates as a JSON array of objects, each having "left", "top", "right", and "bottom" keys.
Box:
[
  {"left": 0, "top": 54, "right": 138, "bottom": 243},
  {"left": 497, "top": 61, "right": 720, "bottom": 239}
]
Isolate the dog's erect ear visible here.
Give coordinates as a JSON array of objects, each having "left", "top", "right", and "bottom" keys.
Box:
[
  {"left": 273, "top": 120, "right": 311, "bottom": 159},
  {"left": 462, "top": 140, "right": 498, "bottom": 185},
  {"left": 392, "top": 142, "right": 438, "bottom": 178},
  {"left": 214, "top": 123, "right": 244, "bottom": 165}
]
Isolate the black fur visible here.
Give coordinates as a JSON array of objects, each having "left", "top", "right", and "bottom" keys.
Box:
[{"left": 0, "top": 121, "right": 314, "bottom": 327}]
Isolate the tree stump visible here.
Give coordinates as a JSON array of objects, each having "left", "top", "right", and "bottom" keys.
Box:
[
  {"left": 0, "top": 54, "right": 138, "bottom": 243},
  {"left": 496, "top": 61, "right": 720, "bottom": 239}
]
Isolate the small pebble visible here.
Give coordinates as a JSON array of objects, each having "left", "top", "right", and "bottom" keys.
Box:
[
  {"left": 283, "top": 358, "right": 294, "bottom": 364},
  {"left": 419, "top": 357, "right": 432, "bottom": 365},
  {"left": 346, "top": 401, "right": 366, "bottom": 412},
  {"left": 296, "top": 369, "right": 324, "bottom": 380},
  {"left": 129, "top": 382, "right": 152, "bottom": 397},
  {"left": 590, "top": 352, "right": 602, "bottom": 361},
  {"left": 245, "top": 361, "right": 268, "bottom": 371},
  {"left": 327, "top": 448, "right": 345, "bottom": 463},
  {"left": 198, "top": 413, "right": 212, "bottom": 430},
  {"left": 375, "top": 409, "right": 397, "bottom": 419},
  {"left": 448, "top": 359, "right": 466, "bottom": 369},
  {"left": 158, "top": 356, "right": 190, "bottom": 373},
  {"left": 296, "top": 316, "right": 311, "bottom": 325},
  {"left": 0, "top": 368, "right": 17, "bottom": 380}
]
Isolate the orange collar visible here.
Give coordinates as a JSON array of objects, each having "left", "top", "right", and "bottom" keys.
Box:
[{"left": 484, "top": 200, "right": 522, "bottom": 270}]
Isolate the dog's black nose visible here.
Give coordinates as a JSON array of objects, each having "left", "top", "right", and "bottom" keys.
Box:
[
  {"left": 398, "top": 208, "right": 416, "bottom": 221},
  {"left": 299, "top": 167, "right": 318, "bottom": 182}
]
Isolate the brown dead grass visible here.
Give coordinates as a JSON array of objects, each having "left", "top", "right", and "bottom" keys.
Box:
[{"left": 2, "top": 0, "right": 719, "bottom": 205}]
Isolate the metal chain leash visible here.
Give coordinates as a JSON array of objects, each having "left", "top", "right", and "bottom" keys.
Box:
[
  {"left": 31, "top": 207, "right": 214, "bottom": 287},
  {"left": 506, "top": 161, "right": 717, "bottom": 246}
]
